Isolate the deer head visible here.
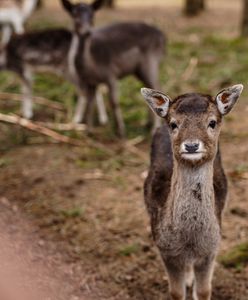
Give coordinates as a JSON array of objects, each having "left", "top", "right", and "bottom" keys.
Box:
[
  {"left": 61, "top": 0, "right": 104, "bottom": 35},
  {"left": 141, "top": 85, "right": 243, "bottom": 166}
]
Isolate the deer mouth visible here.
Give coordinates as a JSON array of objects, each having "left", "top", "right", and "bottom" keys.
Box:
[{"left": 181, "top": 152, "right": 205, "bottom": 160}]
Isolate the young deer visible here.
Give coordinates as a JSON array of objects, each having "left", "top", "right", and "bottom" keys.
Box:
[
  {"left": 0, "top": 0, "right": 39, "bottom": 45},
  {"left": 61, "top": 0, "right": 165, "bottom": 136},
  {"left": 0, "top": 0, "right": 108, "bottom": 125},
  {"left": 141, "top": 84, "right": 243, "bottom": 300}
]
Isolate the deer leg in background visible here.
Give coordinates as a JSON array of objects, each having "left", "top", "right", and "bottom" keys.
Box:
[
  {"left": 21, "top": 68, "right": 34, "bottom": 119},
  {"left": 1, "top": 25, "right": 12, "bottom": 45},
  {"left": 108, "top": 79, "right": 125, "bottom": 138},
  {"left": 12, "top": 19, "right": 24, "bottom": 35},
  {"left": 73, "top": 87, "right": 108, "bottom": 125},
  {"left": 96, "top": 86, "right": 108, "bottom": 125},
  {"left": 73, "top": 88, "right": 87, "bottom": 123},
  {"left": 82, "top": 85, "right": 96, "bottom": 128}
]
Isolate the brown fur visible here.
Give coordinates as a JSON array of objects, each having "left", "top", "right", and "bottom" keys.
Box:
[{"left": 145, "top": 92, "right": 230, "bottom": 300}]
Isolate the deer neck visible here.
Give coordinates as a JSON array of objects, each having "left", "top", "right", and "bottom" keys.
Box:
[{"left": 168, "top": 160, "right": 216, "bottom": 224}]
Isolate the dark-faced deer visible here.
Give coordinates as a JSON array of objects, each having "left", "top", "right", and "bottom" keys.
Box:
[
  {"left": 0, "top": 0, "right": 108, "bottom": 125},
  {"left": 61, "top": 0, "right": 165, "bottom": 137},
  {"left": 0, "top": 0, "right": 39, "bottom": 45},
  {"left": 141, "top": 84, "right": 243, "bottom": 300}
]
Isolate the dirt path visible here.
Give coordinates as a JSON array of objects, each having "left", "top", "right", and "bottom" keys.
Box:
[{"left": 0, "top": 198, "right": 99, "bottom": 300}]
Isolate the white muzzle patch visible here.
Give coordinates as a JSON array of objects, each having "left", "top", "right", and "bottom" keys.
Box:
[{"left": 180, "top": 139, "right": 206, "bottom": 161}]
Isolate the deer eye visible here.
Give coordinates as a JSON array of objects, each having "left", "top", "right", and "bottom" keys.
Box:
[
  {"left": 170, "top": 122, "right": 178, "bottom": 131},
  {"left": 208, "top": 120, "right": 217, "bottom": 129}
]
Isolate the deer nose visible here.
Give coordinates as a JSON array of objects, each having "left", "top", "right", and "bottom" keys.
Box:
[{"left": 185, "top": 142, "right": 199, "bottom": 153}]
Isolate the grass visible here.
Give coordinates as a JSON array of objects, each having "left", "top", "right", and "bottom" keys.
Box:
[
  {"left": 61, "top": 207, "right": 84, "bottom": 218},
  {"left": 119, "top": 243, "right": 140, "bottom": 256},
  {"left": 219, "top": 242, "right": 248, "bottom": 269}
]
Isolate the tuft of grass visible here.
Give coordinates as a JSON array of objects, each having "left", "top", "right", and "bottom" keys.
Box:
[
  {"left": 60, "top": 207, "right": 84, "bottom": 218},
  {"left": 219, "top": 242, "right": 248, "bottom": 269},
  {"left": 119, "top": 243, "right": 140, "bottom": 257},
  {"left": 0, "top": 158, "right": 11, "bottom": 168}
]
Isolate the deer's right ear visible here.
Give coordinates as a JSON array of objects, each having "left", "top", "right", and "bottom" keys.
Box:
[
  {"left": 61, "top": 0, "right": 73, "bottom": 14},
  {"left": 141, "top": 88, "right": 171, "bottom": 118}
]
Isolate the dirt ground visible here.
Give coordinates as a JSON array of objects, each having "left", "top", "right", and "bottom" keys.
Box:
[{"left": 0, "top": 0, "right": 248, "bottom": 299}]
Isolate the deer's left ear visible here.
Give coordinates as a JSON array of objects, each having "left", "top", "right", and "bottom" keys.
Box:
[
  {"left": 92, "top": 0, "right": 105, "bottom": 11},
  {"left": 141, "top": 88, "right": 171, "bottom": 118},
  {"left": 215, "top": 84, "right": 243, "bottom": 115}
]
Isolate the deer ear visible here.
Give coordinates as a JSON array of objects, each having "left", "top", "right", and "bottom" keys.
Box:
[
  {"left": 61, "top": 0, "right": 73, "bottom": 14},
  {"left": 215, "top": 84, "right": 243, "bottom": 115},
  {"left": 141, "top": 88, "right": 171, "bottom": 118},
  {"left": 92, "top": 0, "right": 104, "bottom": 11}
]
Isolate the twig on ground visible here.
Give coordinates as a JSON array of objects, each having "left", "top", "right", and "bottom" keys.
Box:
[
  {"left": 0, "top": 92, "right": 65, "bottom": 111},
  {"left": 0, "top": 113, "right": 115, "bottom": 155},
  {"left": 0, "top": 113, "right": 82, "bottom": 146},
  {"left": 36, "top": 122, "right": 86, "bottom": 131}
]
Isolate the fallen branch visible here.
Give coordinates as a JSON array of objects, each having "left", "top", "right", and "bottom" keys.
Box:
[
  {"left": 36, "top": 122, "right": 86, "bottom": 131},
  {"left": 0, "top": 113, "right": 115, "bottom": 155},
  {"left": 0, "top": 92, "right": 65, "bottom": 111},
  {"left": 0, "top": 113, "right": 82, "bottom": 146}
]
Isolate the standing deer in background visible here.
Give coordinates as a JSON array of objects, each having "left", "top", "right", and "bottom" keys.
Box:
[
  {"left": 0, "top": 0, "right": 108, "bottom": 125},
  {"left": 62, "top": 0, "right": 165, "bottom": 136},
  {"left": 141, "top": 84, "right": 243, "bottom": 300},
  {"left": 0, "top": 0, "right": 39, "bottom": 45}
]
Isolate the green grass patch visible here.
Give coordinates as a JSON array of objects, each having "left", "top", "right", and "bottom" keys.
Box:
[
  {"left": 219, "top": 242, "right": 248, "bottom": 269},
  {"left": 60, "top": 207, "right": 84, "bottom": 218},
  {"left": 119, "top": 243, "right": 140, "bottom": 256}
]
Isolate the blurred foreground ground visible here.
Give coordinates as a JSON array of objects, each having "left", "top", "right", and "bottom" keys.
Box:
[{"left": 0, "top": 0, "right": 247, "bottom": 299}]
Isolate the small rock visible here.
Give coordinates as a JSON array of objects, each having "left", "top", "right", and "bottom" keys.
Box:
[
  {"left": 12, "top": 205, "right": 18, "bottom": 212},
  {"left": 38, "top": 240, "right": 45, "bottom": 247},
  {"left": 0, "top": 197, "right": 10, "bottom": 207}
]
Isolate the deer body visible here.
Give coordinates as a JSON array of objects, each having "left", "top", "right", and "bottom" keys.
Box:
[
  {"left": 62, "top": 0, "right": 165, "bottom": 136},
  {"left": 0, "top": 0, "right": 38, "bottom": 45},
  {"left": 141, "top": 86, "right": 243, "bottom": 300},
  {"left": 73, "top": 22, "right": 165, "bottom": 136},
  {"left": 0, "top": 28, "right": 108, "bottom": 123}
]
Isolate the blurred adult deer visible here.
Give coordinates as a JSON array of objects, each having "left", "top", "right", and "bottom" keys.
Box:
[
  {"left": 61, "top": 0, "right": 165, "bottom": 136},
  {"left": 141, "top": 84, "right": 243, "bottom": 300},
  {"left": 0, "top": 0, "right": 39, "bottom": 45},
  {"left": 0, "top": 0, "right": 108, "bottom": 124}
]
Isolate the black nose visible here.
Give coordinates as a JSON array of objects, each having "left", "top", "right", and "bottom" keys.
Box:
[{"left": 185, "top": 143, "right": 199, "bottom": 153}]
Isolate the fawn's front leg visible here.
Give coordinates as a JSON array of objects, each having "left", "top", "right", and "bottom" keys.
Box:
[
  {"left": 163, "top": 256, "right": 187, "bottom": 300},
  {"left": 193, "top": 255, "right": 215, "bottom": 300}
]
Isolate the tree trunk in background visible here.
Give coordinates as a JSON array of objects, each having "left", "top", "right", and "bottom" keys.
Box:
[
  {"left": 241, "top": 0, "right": 248, "bottom": 36},
  {"left": 185, "top": 0, "right": 205, "bottom": 16}
]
